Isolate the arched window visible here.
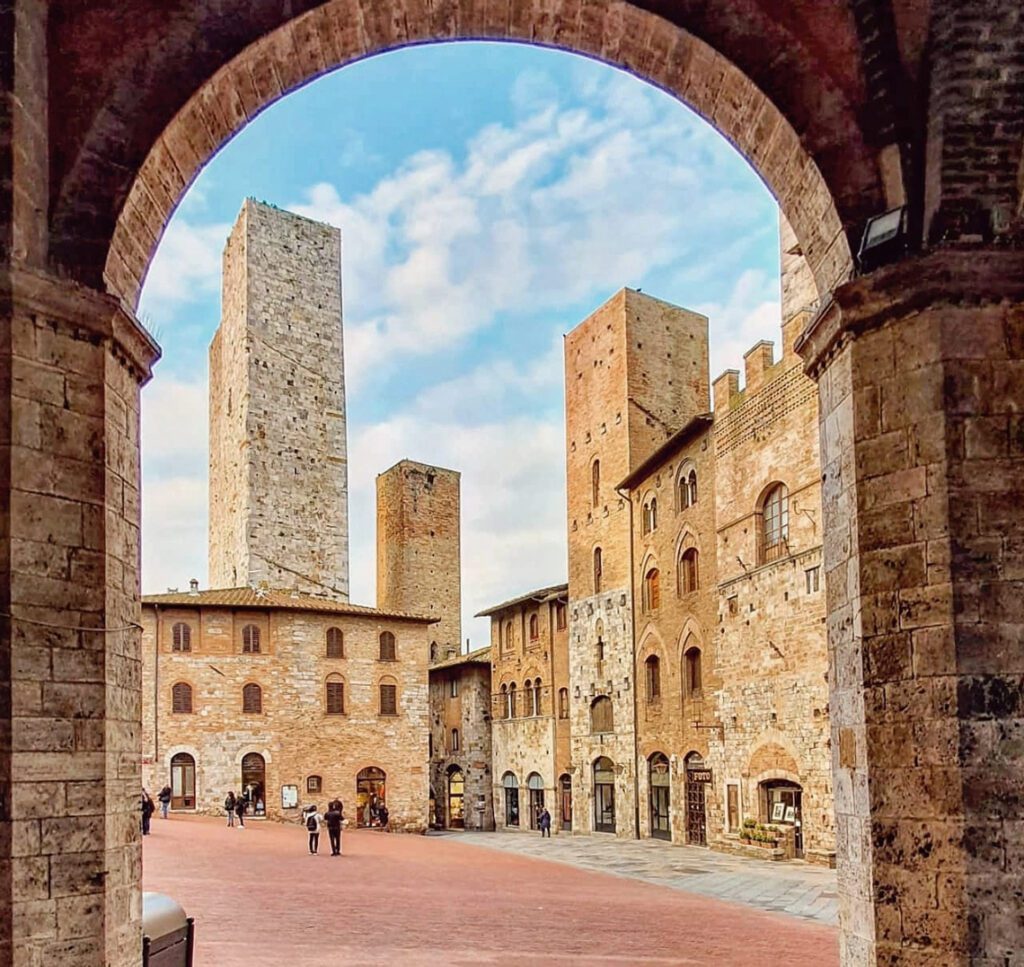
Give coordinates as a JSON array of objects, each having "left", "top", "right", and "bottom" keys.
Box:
[
  {"left": 379, "top": 680, "right": 398, "bottom": 715},
  {"left": 430, "top": 641, "right": 438, "bottom": 662},
  {"left": 451, "top": 728, "right": 460, "bottom": 752},
  {"left": 593, "top": 546, "right": 603, "bottom": 594},
  {"left": 760, "top": 483, "right": 790, "bottom": 563},
  {"left": 527, "top": 678, "right": 541, "bottom": 716},
  {"left": 592, "top": 459, "right": 600, "bottom": 507},
  {"left": 508, "top": 682, "right": 517, "bottom": 719},
  {"left": 172, "top": 622, "right": 191, "bottom": 652},
  {"left": 688, "top": 470, "right": 698, "bottom": 506},
  {"left": 504, "top": 621, "right": 513, "bottom": 651},
  {"left": 326, "top": 627, "right": 344, "bottom": 658},
  {"left": 242, "top": 683, "right": 262, "bottom": 713},
  {"left": 379, "top": 631, "right": 396, "bottom": 661},
  {"left": 325, "top": 675, "right": 345, "bottom": 714},
  {"left": 500, "top": 683, "right": 509, "bottom": 719},
  {"left": 171, "top": 682, "right": 192, "bottom": 714},
  {"left": 679, "top": 548, "right": 699, "bottom": 594},
  {"left": 502, "top": 773, "right": 520, "bottom": 827},
  {"left": 558, "top": 687, "right": 569, "bottom": 719},
  {"left": 529, "top": 614, "right": 539, "bottom": 641},
  {"left": 590, "top": 695, "right": 614, "bottom": 733},
  {"left": 643, "top": 567, "right": 660, "bottom": 611},
  {"left": 642, "top": 497, "right": 657, "bottom": 534},
  {"left": 645, "top": 655, "right": 661, "bottom": 701},
  {"left": 685, "top": 646, "right": 703, "bottom": 697},
  {"left": 241, "top": 624, "right": 260, "bottom": 654},
  {"left": 593, "top": 756, "right": 616, "bottom": 832}
]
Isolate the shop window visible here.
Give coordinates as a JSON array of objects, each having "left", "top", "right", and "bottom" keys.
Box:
[{"left": 503, "top": 773, "right": 520, "bottom": 827}]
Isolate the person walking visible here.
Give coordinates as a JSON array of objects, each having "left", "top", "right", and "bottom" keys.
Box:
[
  {"left": 379, "top": 804, "right": 389, "bottom": 831},
  {"left": 304, "top": 804, "right": 323, "bottom": 854},
  {"left": 157, "top": 785, "right": 172, "bottom": 819},
  {"left": 324, "top": 801, "right": 343, "bottom": 856},
  {"left": 234, "top": 793, "right": 247, "bottom": 829},
  {"left": 539, "top": 807, "right": 552, "bottom": 838},
  {"left": 225, "top": 791, "right": 236, "bottom": 827},
  {"left": 141, "top": 790, "right": 155, "bottom": 836}
]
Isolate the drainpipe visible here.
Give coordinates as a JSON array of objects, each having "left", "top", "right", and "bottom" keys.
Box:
[{"left": 616, "top": 484, "right": 641, "bottom": 841}]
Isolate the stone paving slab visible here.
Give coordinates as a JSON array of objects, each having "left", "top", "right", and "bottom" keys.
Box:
[{"left": 451, "top": 831, "right": 839, "bottom": 926}]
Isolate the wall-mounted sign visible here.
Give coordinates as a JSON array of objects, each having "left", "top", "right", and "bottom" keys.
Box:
[
  {"left": 687, "top": 769, "right": 713, "bottom": 784},
  {"left": 281, "top": 784, "right": 298, "bottom": 809}
]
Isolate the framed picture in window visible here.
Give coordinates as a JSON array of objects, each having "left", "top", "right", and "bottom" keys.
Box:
[
  {"left": 771, "top": 802, "right": 786, "bottom": 822},
  {"left": 784, "top": 806, "right": 796, "bottom": 823}
]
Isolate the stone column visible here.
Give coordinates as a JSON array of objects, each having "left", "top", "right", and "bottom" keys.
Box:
[
  {"left": 799, "top": 251, "right": 1024, "bottom": 965},
  {"left": 0, "top": 268, "right": 159, "bottom": 966}
]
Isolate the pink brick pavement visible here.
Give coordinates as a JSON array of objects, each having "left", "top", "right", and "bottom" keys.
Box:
[{"left": 143, "top": 815, "right": 839, "bottom": 965}]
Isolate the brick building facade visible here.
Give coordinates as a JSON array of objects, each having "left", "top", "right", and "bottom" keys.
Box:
[{"left": 478, "top": 585, "right": 570, "bottom": 832}]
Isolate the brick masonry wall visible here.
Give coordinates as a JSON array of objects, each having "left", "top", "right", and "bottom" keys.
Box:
[
  {"left": 141, "top": 606, "right": 429, "bottom": 831},
  {"left": 377, "top": 460, "right": 461, "bottom": 659},
  {"left": 209, "top": 199, "right": 349, "bottom": 597},
  {"left": 428, "top": 661, "right": 493, "bottom": 830}
]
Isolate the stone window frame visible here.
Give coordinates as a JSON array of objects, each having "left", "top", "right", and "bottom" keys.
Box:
[
  {"left": 326, "top": 626, "right": 344, "bottom": 659},
  {"left": 171, "top": 621, "right": 192, "bottom": 652},
  {"left": 242, "top": 682, "right": 262, "bottom": 714},
  {"left": 757, "top": 481, "right": 790, "bottom": 564},
  {"left": 171, "top": 681, "right": 193, "bottom": 714},
  {"left": 379, "top": 630, "right": 397, "bottom": 661},
  {"left": 378, "top": 677, "right": 399, "bottom": 716},
  {"left": 325, "top": 674, "right": 345, "bottom": 715}
]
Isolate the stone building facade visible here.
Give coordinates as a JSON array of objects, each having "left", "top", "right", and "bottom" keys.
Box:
[
  {"left": 427, "top": 647, "right": 494, "bottom": 831},
  {"left": 377, "top": 460, "right": 462, "bottom": 661},
  {"left": 209, "top": 199, "right": 349, "bottom": 597},
  {"left": 478, "top": 585, "right": 570, "bottom": 832},
  {"left": 141, "top": 588, "right": 432, "bottom": 830},
  {"left": 564, "top": 289, "right": 709, "bottom": 838}
]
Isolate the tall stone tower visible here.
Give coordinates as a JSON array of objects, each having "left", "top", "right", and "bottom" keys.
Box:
[
  {"left": 564, "top": 288, "right": 709, "bottom": 836},
  {"left": 376, "top": 460, "right": 461, "bottom": 662},
  {"left": 209, "top": 198, "right": 349, "bottom": 598}
]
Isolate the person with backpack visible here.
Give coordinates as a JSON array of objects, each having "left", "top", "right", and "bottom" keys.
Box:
[
  {"left": 303, "top": 804, "right": 323, "bottom": 854},
  {"left": 157, "top": 785, "right": 172, "bottom": 819},
  {"left": 234, "top": 793, "right": 247, "bottom": 829},
  {"left": 324, "top": 801, "right": 344, "bottom": 856},
  {"left": 225, "top": 791, "right": 236, "bottom": 827}
]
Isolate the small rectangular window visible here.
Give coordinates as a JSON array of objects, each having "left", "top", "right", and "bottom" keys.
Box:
[
  {"left": 449, "top": 678, "right": 458, "bottom": 698},
  {"left": 326, "top": 682, "right": 345, "bottom": 715},
  {"left": 727, "top": 596, "right": 738, "bottom": 615},
  {"left": 380, "top": 684, "right": 397, "bottom": 716},
  {"left": 805, "top": 566, "right": 821, "bottom": 593}
]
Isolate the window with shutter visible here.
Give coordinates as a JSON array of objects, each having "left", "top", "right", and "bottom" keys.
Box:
[{"left": 380, "top": 683, "right": 397, "bottom": 715}]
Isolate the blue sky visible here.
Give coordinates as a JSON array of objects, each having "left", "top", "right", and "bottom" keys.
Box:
[{"left": 139, "top": 42, "right": 783, "bottom": 645}]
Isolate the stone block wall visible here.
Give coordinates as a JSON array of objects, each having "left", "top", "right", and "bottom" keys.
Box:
[
  {"left": 209, "top": 199, "right": 349, "bottom": 597},
  {"left": 377, "top": 460, "right": 461, "bottom": 660}
]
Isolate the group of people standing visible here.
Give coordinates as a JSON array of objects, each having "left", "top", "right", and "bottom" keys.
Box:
[
  {"left": 223, "top": 790, "right": 252, "bottom": 827},
  {"left": 302, "top": 799, "right": 345, "bottom": 856}
]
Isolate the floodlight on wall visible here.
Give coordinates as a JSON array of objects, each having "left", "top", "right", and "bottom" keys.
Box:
[{"left": 856, "top": 206, "right": 908, "bottom": 273}]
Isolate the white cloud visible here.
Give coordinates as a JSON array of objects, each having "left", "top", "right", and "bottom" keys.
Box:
[{"left": 139, "top": 219, "right": 230, "bottom": 310}]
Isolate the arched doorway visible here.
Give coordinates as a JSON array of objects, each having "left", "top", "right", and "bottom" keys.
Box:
[
  {"left": 526, "top": 773, "right": 544, "bottom": 830},
  {"left": 593, "top": 757, "right": 616, "bottom": 833},
  {"left": 356, "top": 767, "right": 387, "bottom": 827},
  {"left": 170, "top": 753, "right": 195, "bottom": 810},
  {"left": 761, "top": 779, "right": 804, "bottom": 857},
  {"left": 501, "top": 773, "right": 519, "bottom": 827},
  {"left": 648, "top": 752, "right": 671, "bottom": 841},
  {"left": 559, "top": 774, "right": 572, "bottom": 832},
  {"left": 447, "top": 767, "right": 465, "bottom": 829},
  {"left": 240, "top": 753, "right": 266, "bottom": 816},
  {"left": 684, "top": 752, "right": 708, "bottom": 846}
]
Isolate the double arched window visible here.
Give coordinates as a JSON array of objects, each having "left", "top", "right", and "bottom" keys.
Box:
[
  {"left": 241, "top": 624, "right": 261, "bottom": 654},
  {"left": 242, "top": 683, "right": 262, "bottom": 714},
  {"left": 590, "top": 695, "right": 614, "bottom": 733},
  {"left": 379, "top": 631, "right": 396, "bottom": 661},
  {"left": 678, "top": 547, "right": 699, "bottom": 594},
  {"left": 171, "top": 622, "right": 191, "bottom": 652},
  {"left": 326, "top": 675, "right": 345, "bottom": 714},
  {"left": 171, "top": 682, "right": 192, "bottom": 713},
  {"left": 526, "top": 678, "right": 542, "bottom": 716},
  {"left": 643, "top": 567, "right": 660, "bottom": 612},
  {"left": 642, "top": 497, "right": 658, "bottom": 535},
  {"left": 759, "top": 482, "right": 790, "bottom": 563},
  {"left": 326, "top": 627, "right": 344, "bottom": 658},
  {"left": 678, "top": 468, "right": 698, "bottom": 509},
  {"left": 645, "top": 655, "right": 661, "bottom": 702}
]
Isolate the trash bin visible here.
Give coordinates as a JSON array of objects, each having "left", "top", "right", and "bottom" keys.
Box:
[{"left": 142, "top": 892, "right": 195, "bottom": 966}]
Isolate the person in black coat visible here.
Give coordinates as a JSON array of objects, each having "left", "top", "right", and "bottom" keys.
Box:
[{"left": 141, "top": 790, "right": 155, "bottom": 835}]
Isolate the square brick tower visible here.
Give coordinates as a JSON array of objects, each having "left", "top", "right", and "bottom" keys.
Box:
[
  {"left": 209, "top": 198, "right": 349, "bottom": 597},
  {"left": 565, "top": 288, "right": 708, "bottom": 837},
  {"left": 376, "top": 460, "right": 462, "bottom": 662}
]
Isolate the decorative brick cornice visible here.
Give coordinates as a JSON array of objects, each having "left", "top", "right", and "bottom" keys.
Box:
[
  {"left": 796, "top": 249, "right": 1024, "bottom": 379},
  {"left": 2, "top": 265, "right": 162, "bottom": 383}
]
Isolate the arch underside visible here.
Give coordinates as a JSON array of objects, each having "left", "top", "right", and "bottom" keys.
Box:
[{"left": 48, "top": 0, "right": 875, "bottom": 308}]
